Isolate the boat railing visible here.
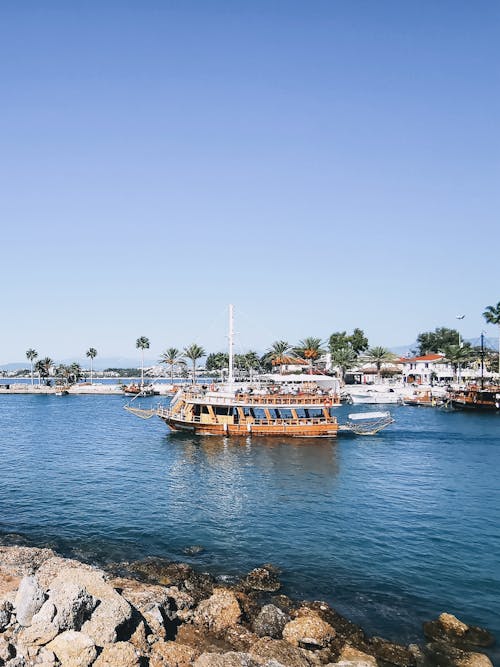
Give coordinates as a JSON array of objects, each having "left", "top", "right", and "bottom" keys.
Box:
[{"left": 180, "top": 393, "right": 339, "bottom": 406}]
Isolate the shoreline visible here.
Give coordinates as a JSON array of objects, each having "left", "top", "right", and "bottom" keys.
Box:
[{"left": 0, "top": 543, "right": 495, "bottom": 667}]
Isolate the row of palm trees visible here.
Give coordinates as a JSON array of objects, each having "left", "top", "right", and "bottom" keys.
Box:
[
  {"left": 25, "top": 348, "right": 98, "bottom": 386},
  {"left": 136, "top": 337, "right": 206, "bottom": 385}
]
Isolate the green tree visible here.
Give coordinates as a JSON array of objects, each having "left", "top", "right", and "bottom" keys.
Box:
[
  {"left": 86, "top": 348, "right": 97, "bottom": 384},
  {"left": 136, "top": 336, "right": 150, "bottom": 387},
  {"left": 55, "top": 363, "right": 81, "bottom": 386},
  {"left": 350, "top": 328, "right": 369, "bottom": 354},
  {"left": 35, "top": 357, "right": 53, "bottom": 385},
  {"left": 329, "top": 329, "right": 368, "bottom": 355},
  {"left": 443, "top": 344, "right": 472, "bottom": 383},
  {"left": 483, "top": 301, "right": 500, "bottom": 375},
  {"left": 205, "top": 352, "right": 229, "bottom": 372},
  {"left": 331, "top": 346, "right": 358, "bottom": 383},
  {"left": 183, "top": 343, "right": 206, "bottom": 384},
  {"left": 26, "top": 349, "right": 38, "bottom": 386},
  {"left": 243, "top": 350, "right": 261, "bottom": 372},
  {"left": 263, "top": 341, "right": 291, "bottom": 374},
  {"left": 363, "top": 347, "right": 396, "bottom": 381},
  {"left": 328, "top": 332, "right": 350, "bottom": 354},
  {"left": 159, "top": 347, "right": 184, "bottom": 382},
  {"left": 416, "top": 327, "right": 461, "bottom": 355}
]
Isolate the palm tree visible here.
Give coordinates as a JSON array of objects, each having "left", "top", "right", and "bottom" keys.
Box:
[
  {"left": 443, "top": 344, "right": 472, "bottom": 383},
  {"left": 86, "top": 348, "right": 97, "bottom": 384},
  {"left": 26, "top": 349, "right": 38, "bottom": 386},
  {"left": 295, "top": 337, "right": 325, "bottom": 372},
  {"left": 183, "top": 344, "right": 205, "bottom": 384},
  {"left": 136, "top": 336, "right": 150, "bottom": 388},
  {"left": 159, "top": 347, "right": 183, "bottom": 382},
  {"left": 264, "top": 340, "right": 290, "bottom": 374},
  {"left": 35, "top": 357, "right": 54, "bottom": 385},
  {"left": 483, "top": 301, "right": 500, "bottom": 375},
  {"left": 331, "top": 347, "right": 358, "bottom": 384},
  {"left": 363, "top": 347, "right": 396, "bottom": 382}
]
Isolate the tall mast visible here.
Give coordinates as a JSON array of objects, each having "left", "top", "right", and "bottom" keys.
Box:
[
  {"left": 228, "top": 304, "right": 234, "bottom": 383},
  {"left": 480, "top": 332, "right": 485, "bottom": 389}
]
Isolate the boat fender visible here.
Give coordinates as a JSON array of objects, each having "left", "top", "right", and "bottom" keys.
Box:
[
  {"left": 223, "top": 422, "right": 228, "bottom": 433},
  {"left": 247, "top": 423, "right": 252, "bottom": 432},
  {"left": 210, "top": 383, "right": 216, "bottom": 391}
]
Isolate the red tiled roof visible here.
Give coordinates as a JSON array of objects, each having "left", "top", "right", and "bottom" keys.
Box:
[{"left": 399, "top": 353, "right": 445, "bottom": 363}]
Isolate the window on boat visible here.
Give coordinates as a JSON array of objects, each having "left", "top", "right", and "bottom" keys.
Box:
[
  {"left": 304, "top": 408, "right": 323, "bottom": 418},
  {"left": 201, "top": 405, "right": 210, "bottom": 414},
  {"left": 193, "top": 404, "right": 201, "bottom": 417},
  {"left": 278, "top": 409, "right": 293, "bottom": 419},
  {"left": 213, "top": 406, "right": 231, "bottom": 416}
]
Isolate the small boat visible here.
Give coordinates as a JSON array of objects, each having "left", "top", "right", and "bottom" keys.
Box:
[
  {"left": 347, "top": 387, "right": 402, "bottom": 405},
  {"left": 403, "top": 389, "right": 443, "bottom": 407}
]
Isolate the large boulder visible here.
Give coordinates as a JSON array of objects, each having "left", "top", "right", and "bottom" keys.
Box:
[
  {"left": 335, "top": 645, "right": 377, "bottom": 666},
  {"left": 14, "top": 576, "right": 45, "bottom": 626},
  {"left": 194, "top": 589, "right": 241, "bottom": 633},
  {"left": 422, "top": 641, "right": 494, "bottom": 667},
  {"left": 282, "top": 609, "right": 336, "bottom": 649},
  {"left": 366, "top": 636, "right": 416, "bottom": 666},
  {"left": 149, "top": 640, "right": 199, "bottom": 667},
  {"left": 298, "top": 602, "right": 366, "bottom": 646},
  {"left": 253, "top": 604, "right": 289, "bottom": 639},
  {"left": 194, "top": 652, "right": 262, "bottom": 667},
  {"left": 423, "top": 613, "right": 495, "bottom": 648},
  {"left": 39, "top": 566, "right": 132, "bottom": 647},
  {"left": 46, "top": 630, "right": 97, "bottom": 667},
  {"left": 243, "top": 566, "right": 281, "bottom": 593},
  {"left": 250, "top": 637, "right": 314, "bottom": 667},
  {"left": 50, "top": 581, "right": 96, "bottom": 631},
  {"left": 92, "top": 641, "right": 141, "bottom": 667},
  {"left": 18, "top": 600, "right": 59, "bottom": 646}
]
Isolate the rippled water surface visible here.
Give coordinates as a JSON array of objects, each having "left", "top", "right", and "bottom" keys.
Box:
[{"left": 1, "top": 395, "right": 499, "bottom": 660}]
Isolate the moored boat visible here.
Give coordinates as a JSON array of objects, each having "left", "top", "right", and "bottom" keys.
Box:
[
  {"left": 403, "top": 389, "right": 444, "bottom": 407},
  {"left": 157, "top": 385, "right": 342, "bottom": 437},
  {"left": 447, "top": 385, "right": 500, "bottom": 411}
]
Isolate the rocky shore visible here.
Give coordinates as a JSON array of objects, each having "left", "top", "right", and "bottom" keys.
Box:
[{"left": 0, "top": 546, "right": 495, "bottom": 667}]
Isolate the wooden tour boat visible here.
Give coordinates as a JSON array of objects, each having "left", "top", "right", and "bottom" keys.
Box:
[
  {"left": 448, "top": 385, "right": 500, "bottom": 411},
  {"left": 125, "top": 306, "right": 395, "bottom": 438}
]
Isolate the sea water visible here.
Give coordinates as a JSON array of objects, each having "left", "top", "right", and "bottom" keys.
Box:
[{"left": 0, "top": 394, "right": 499, "bottom": 661}]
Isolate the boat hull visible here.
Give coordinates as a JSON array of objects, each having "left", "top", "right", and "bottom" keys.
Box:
[{"left": 160, "top": 416, "right": 339, "bottom": 438}]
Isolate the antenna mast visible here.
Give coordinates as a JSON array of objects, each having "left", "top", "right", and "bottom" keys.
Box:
[{"left": 228, "top": 304, "right": 234, "bottom": 383}]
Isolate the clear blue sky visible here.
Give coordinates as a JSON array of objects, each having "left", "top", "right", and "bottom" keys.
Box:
[{"left": 1, "top": 1, "right": 499, "bottom": 364}]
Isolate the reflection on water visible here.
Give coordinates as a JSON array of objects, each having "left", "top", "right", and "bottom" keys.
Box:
[{"left": 172, "top": 432, "right": 340, "bottom": 477}]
